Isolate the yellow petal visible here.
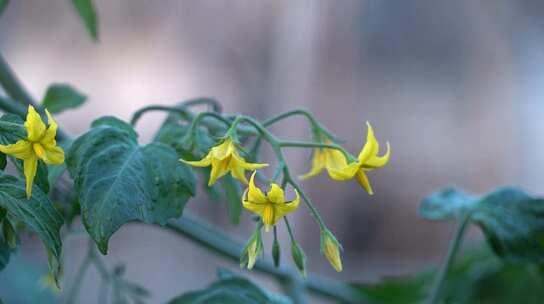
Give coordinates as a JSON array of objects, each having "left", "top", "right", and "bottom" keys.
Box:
[
  {"left": 232, "top": 153, "right": 268, "bottom": 170},
  {"left": 230, "top": 165, "right": 249, "bottom": 184},
  {"left": 357, "top": 122, "right": 379, "bottom": 163},
  {"left": 40, "top": 110, "right": 58, "bottom": 146},
  {"left": 242, "top": 196, "right": 266, "bottom": 214},
  {"left": 181, "top": 154, "right": 212, "bottom": 167},
  {"left": 25, "top": 106, "right": 46, "bottom": 142},
  {"left": 23, "top": 155, "right": 38, "bottom": 198},
  {"left": 299, "top": 149, "right": 326, "bottom": 180},
  {"left": 355, "top": 170, "right": 374, "bottom": 195},
  {"left": 364, "top": 142, "right": 391, "bottom": 169},
  {"left": 327, "top": 162, "right": 360, "bottom": 180},
  {"left": 275, "top": 189, "right": 300, "bottom": 222},
  {"left": 208, "top": 157, "right": 230, "bottom": 186},
  {"left": 40, "top": 145, "right": 65, "bottom": 165},
  {"left": 0, "top": 139, "right": 33, "bottom": 159},
  {"left": 247, "top": 171, "right": 266, "bottom": 204},
  {"left": 261, "top": 204, "right": 276, "bottom": 231},
  {"left": 267, "top": 183, "right": 285, "bottom": 204},
  {"left": 210, "top": 139, "right": 235, "bottom": 160}
]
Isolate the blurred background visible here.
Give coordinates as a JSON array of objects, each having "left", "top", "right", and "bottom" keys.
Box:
[{"left": 0, "top": 0, "right": 542, "bottom": 303}]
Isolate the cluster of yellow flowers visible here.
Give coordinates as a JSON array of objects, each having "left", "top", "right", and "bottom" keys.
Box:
[
  {"left": 182, "top": 121, "right": 390, "bottom": 272},
  {"left": 0, "top": 105, "right": 390, "bottom": 274}
]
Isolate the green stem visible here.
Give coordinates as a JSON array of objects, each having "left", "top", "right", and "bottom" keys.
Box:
[
  {"left": 425, "top": 214, "right": 471, "bottom": 304},
  {"left": 165, "top": 214, "right": 362, "bottom": 303},
  {"left": 262, "top": 109, "right": 339, "bottom": 141},
  {"left": 130, "top": 98, "right": 222, "bottom": 126},
  {"left": 64, "top": 247, "right": 92, "bottom": 304},
  {"left": 280, "top": 140, "right": 354, "bottom": 162}
]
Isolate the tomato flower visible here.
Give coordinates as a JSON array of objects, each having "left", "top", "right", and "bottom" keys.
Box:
[
  {"left": 301, "top": 122, "right": 390, "bottom": 194},
  {"left": 0, "top": 105, "right": 64, "bottom": 198},
  {"left": 242, "top": 172, "right": 300, "bottom": 231},
  {"left": 181, "top": 138, "right": 268, "bottom": 186}
]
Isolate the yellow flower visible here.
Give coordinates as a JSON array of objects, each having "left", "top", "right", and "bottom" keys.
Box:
[
  {"left": 242, "top": 172, "right": 300, "bottom": 231},
  {"left": 0, "top": 105, "right": 64, "bottom": 198},
  {"left": 181, "top": 138, "right": 268, "bottom": 186},
  {"left": 321, "top": 230, "right": 343, "bottom": 272},
  {"left": 300, "top": 122, "right": 390, "bottom": 194}
]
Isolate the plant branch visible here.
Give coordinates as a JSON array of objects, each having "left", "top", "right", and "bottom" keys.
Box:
[
  {"left": 425, "top": 214, "right": 471, "bottom": 304},
  {"left": 262, "top": 109, "right": 340, "bottom": 142},
  {"left": 130, "top": 98, "right": 222, "bottom": 126}
]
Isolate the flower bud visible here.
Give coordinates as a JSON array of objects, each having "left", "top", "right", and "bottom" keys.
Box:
[
  {"left": 291, "top": 241, "right": 307, "bottom": 277},
  {"left": 321, "top": 229, "right": 343, "bottom": 272},
  {"left": 272, "top": 235, "right": 280, "bottom": 268},
  {"left": 240, "top": 228, "right": 262, "bottom": 270}
]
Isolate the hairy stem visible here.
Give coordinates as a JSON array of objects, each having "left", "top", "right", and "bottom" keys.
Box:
[{"left": 425, "top": 214, "right": 471, "bottom": 304}]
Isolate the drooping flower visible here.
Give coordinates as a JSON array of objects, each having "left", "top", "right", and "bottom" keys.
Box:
[
  {"left": 300, "top": 122, "right": 390, "bottom": 194},
  {"left": 242, "top": 172, "right": 300, "bottom": 231},
  {"left": 321, "top": 229, "right": 343, "bottom": 272},
  {"left": 181, "top": 138, "right": 268, "bottom": 186},
  {"left": 0, "top": 106, "right": 65, "bottom": 198}
]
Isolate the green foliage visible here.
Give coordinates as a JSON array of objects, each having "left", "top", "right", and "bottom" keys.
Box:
[
  {"left": 71, "top": 0, "right": 98, "bottom": 41},
  {"left": 66, "top": 116, "right": 196, "bottom": 254},
  {"left": 168, "top": 269, "right": 292, "bottom": 304},
  {"left": 0, "top": 172, "right": 63, "bottom": 279},
  {"left": 41, "top": 84, "right": 86, "bottom": 114},
  {"left": 353, "top": 247, "right": 544, "bottom": 304},
  {"left": 0, "top": 0, "right": 7, "bottom": 18},
  {"left": 420, "top": 187, "right": 544, "bottom": 263}
]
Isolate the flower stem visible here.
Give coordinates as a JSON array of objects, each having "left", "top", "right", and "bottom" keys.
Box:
[
  {"left": 130, "top": 98, "right": 222, "bottom": 126},
  {"left": 262, "top": 109, "right": 339, "bottom": 141},
  {"left": 279, "top": 140, "right": 354, "bottom": 162},
  {"left": 425, "top": 214, "right": 471, "bottom": 304}
]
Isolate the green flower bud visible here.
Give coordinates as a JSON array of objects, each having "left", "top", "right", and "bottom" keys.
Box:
[
  {"left": 240, "top": 227, "right": 263, "bottom": 270},
  {"left": 272, "top": 234, "right": 280, "bottom": 268},
  {"left": 291, "top": 241, "right": 307, "bottom": 277}
]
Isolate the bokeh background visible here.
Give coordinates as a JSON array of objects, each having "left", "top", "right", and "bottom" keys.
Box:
[{"left": 0, "top": 0, "right": 542, "bottom": 303}]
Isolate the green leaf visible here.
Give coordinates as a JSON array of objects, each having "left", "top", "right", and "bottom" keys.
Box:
[
  {"left": 92, "top": 116, "right": 138, "bottom": 139},
  {"left": 168, "top": 269, "right": 292, "bottom": 304},
  {"left": 352, "top": 275, "right": 428, "bottom": 304},
  {"left": 41, "top": 84, "right": 87, "bottom": 114},
  {"left": 0, "top": 0, "right": 8, "bottom": 18},
  {"left": 71, "top": 0, "right": 98, "bottom": 41},
  {"left": 0, "top": 172, "right": 63, "bottom": 278},
  {"left": 420, "top": 187, "right": 544, "bottom": 263},
  {"left": 222, "top": 175, "right": 242, "bottom": 225},
  {"left": 67, "top": 116, "right": 196, "bottom": 254}
]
